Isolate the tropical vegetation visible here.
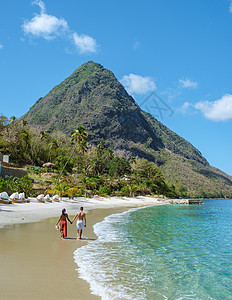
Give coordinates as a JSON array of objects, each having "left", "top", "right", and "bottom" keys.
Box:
[
  {"left": 0, "top": 117, "right": 180, "bottom": 198},
  {"left": 1, "top": 61, "right": 232, "bottom": 199}
]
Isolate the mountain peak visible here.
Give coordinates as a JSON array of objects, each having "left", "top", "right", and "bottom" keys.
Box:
[
  {"left": 20, "top": 61, "right": 232, "bottom": 198},
  {"left": 73, "top": 60, "right": 104, "bottom": 74},
  {"left": 64, "top": 61, "right": 105, "bottom": 86},
  {"left": 22, "top": 61, "right": 207, "bottom": 165}
]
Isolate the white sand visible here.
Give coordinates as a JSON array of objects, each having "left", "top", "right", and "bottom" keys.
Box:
[
  {"left": 0, "top": 196, "right": 167, "bottom": 229},
  {"left": 0, "top": 196, "right": 169, "bottom": 299}
]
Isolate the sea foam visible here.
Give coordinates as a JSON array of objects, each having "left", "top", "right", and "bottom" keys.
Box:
[
  {"left": 73, "top": 208, "right": 145, "bottom": 299},
  {"left": 74, "top": 200, "right": 232, "bottom": 299}
]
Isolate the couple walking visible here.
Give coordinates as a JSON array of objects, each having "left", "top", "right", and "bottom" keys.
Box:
[{"left": 56, "top": 207, "right": 86, "bottom": 239}]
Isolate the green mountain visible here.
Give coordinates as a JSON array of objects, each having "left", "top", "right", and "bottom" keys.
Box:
[{"left": 22, "top": 61, "right": 232, "bottom": 198}]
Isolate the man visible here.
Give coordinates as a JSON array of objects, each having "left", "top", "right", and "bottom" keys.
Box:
[{"left": 71, "top": 207, "right": 86, "bottom": 239}]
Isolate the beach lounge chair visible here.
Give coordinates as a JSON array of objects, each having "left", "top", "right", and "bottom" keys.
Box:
[
  {"left": 37, "top": 194, "right": 45, "bottom": 203},
  {"left": 44, "top": 194, "right": 52, "bottom": 202},
  {"left": 10, "top": 192, "right": 21, "bottom": 203},
  {"left": 19, "top": 192, "right": 26, "bottom": 203},
  {"left": 51, "top": 194, "right": 60, "bottom": 202},
  {"left": 19, "top": 192, "right": 30, "bottom": 203},
  {"left": 0, "top": 192, "right": 11, "bottom": 204}
]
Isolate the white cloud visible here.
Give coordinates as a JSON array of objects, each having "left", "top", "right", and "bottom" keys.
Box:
[
  {"left": 194, "top": 94, "right": 232, "bottom": 121},
  {"left": 73, "top": 33, "right": 97, "bottom": 54},
  {"left": 33, "top": 0, "right": 45, "bottom": 14},
  {"left": 179, "top": 78, "right": 198, "bottom": 89},
  {"left": 121, "top": 74, "right": 156, "bottom": 95},
  {"left": 22, "top": 14, "right": 68, "bottom": 40},
  {"left": 230, "top": 1, "right": 232, "bottom": 13},
  {"left": 0, "top": 44, "right": 3, "bottom": 49},
  {"left": 22, "top": 1, "right": 68, "bottom": 40},
  {"left": 133, "top": 41, "right": 140, "bottom": 50},
  {"left": 182, "top": 94, "right": 232, "bottom": 121},
  {"left": 180, "top": 101, "right": 193, "bottom": 114},
  {"left": 22, "top": 1, "right": 98, "bottom": 54}
]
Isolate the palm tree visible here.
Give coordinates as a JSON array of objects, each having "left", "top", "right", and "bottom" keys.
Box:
[
  {"left": 49, "top": 139, "right": 59, "bottom": 161},
  {"left": 106, "top": 148, "right": 114, "bottom": 159},
  {"left": 67, "top": 187, "right": 80, "bottom": 199},
  {"left": 101, "top": 148, "right": 114, "bottom": 173},
  {"left": 80, "top": 176, "right": 91, "bottom": 197},
  {"left": 52, "top": 181, "right": 69, "bottom": 200},
  {"left": 10, "top": 116, "right": 16, "bottom": 122},
  {"left": 0, "top": 115, "right": 9, "bottom": 128},
  {"left": 96, "top": 140, "right": 105, "bottom": 157},
  {"left": 22, "top": 120, "right": 28, "bottom": 127},
  {"left": 39, "top": 130, "right": 49, "bottom": 141},
  {"left": 87, "top": 177, "right": 99, "bottom": 192},
  {"left": 49, "top": 139, "right": 59, "bottom": 150},
  {"left": 79, "top": 139, "right": 88, "bottom": 154},
  {"left": 10, "top": 116, "right": 17, "bottom": 129},
  {"left": 71, "top": 125, "right": 88, "bottom": 144},
  {"left": 56, "top": 125, "right": 88, "bottom": 185},
  {"left": 128, "top": 184, "right": 139, "bottom": 197},
  {"left": 129, "top": 156, "right": 136, "bottom": 164},
  {"left": 19, "top": 129, "right": 30, "bottom": 154}
]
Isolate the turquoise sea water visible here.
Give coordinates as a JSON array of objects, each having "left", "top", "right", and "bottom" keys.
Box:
[{"left": 74, "top": 200, "right": 232, "bottom": 299}]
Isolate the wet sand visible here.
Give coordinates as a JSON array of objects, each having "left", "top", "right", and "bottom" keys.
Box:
[{"left": 0, "top": 207, "right": 133, "bottom": 300}]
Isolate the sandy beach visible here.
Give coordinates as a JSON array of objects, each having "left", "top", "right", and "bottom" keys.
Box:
[
  {"left": 0, "top": 196, "right": 164, "bottom": 299},
  {"left": 0, "top": 196, "right": 164, "bottom": 229}
]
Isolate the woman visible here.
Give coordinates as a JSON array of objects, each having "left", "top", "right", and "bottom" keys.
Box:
[{"left": 56, "top": 208, "right": 72, "bottom": 238}]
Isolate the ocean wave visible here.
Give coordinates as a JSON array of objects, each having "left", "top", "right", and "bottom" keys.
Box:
[
  {"left": 73, "top": 201, "right": 232, "bottom": 299},
  {"left": 73, "top": 207, "right": 146, "bottom": 300}
]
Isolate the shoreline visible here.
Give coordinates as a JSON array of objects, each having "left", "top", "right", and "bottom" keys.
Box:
[
  {"left": 0, "top": 197, "right": 166, "bottom": 299},
  {"left": 0, "top": 195, "right": 167, "bottom": 229},
  {"left": 0, "top": 206, "right": 138, "bottom": 300},
  {"left": 1, "top": 198, "right": 230, "bottom": 299}
]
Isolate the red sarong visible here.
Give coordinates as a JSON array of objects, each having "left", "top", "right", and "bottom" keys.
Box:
[{"left": 60, "top": 220, "right": 67, "bottom": 237}]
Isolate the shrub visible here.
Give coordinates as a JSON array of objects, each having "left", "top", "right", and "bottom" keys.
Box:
[
  {"left": 99, "top": 186, "right": 111, "bottom": 196},
  {"left": 3, "top": 175, "right": 33, "bottom": 197},
  {"left": 120, "top": 186, "right": 130, "bottom": 196},
  {"left": 67, "top": 187, "right": 81, "bottom": 199},
  {"left": 0, "top": 177, "right": 7, "bottom": 192},
  {"left": 27, "top": 166, "right": 44, "bottom": 175},
  {"left": 108, "top": 157, "right": 131, "bottom": 177},
  {"left": 55, "top": 155, "right": 74, "bottom": 174}
]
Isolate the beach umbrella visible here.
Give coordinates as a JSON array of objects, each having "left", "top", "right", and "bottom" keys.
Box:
[
  {"left": 10, "top": 192, "right": 21, "bottom": 203},
  {"left": 0, "top": 192, "right": 9, "bottom": 199},
  {"left": 37, "top": 194, "right": 45, "bottom": 203},
  {"left": 44, "top": 194, "right": 52, "bottom": 202},
  {"left": 42, "top": 162, "right": 55, "bottom": 168},
  {"left": 18, "top": 192, "right": 30, "bottom": 203},
  {"left": 0, "top": 192, "right": 11, "bottom": 204},
  {"left": 52, "top": 194, "right": 60, "bottom": 202},
  {"left": 19, "top": 192, "right": 25, "bottom": 202}
]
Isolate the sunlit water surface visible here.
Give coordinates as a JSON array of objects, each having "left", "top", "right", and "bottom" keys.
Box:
[{"left": 74, "top": 200, "right": 232, "bottom": 299}]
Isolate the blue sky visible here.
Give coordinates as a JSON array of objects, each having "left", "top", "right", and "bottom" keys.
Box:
[{"left": 0, "top": 0, "right": 232, "bottom": 175}]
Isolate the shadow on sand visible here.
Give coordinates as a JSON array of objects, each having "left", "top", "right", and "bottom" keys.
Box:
[{"left": 64, "top": 237, "right": 96, "bottom": 241}]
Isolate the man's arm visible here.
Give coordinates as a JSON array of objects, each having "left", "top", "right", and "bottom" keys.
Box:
[
  {"left": 71, "top": 213, "right": 78, "bottom": 223},
  {"left": 84, "top": 214, "right": 86, "bottom": 227}
]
